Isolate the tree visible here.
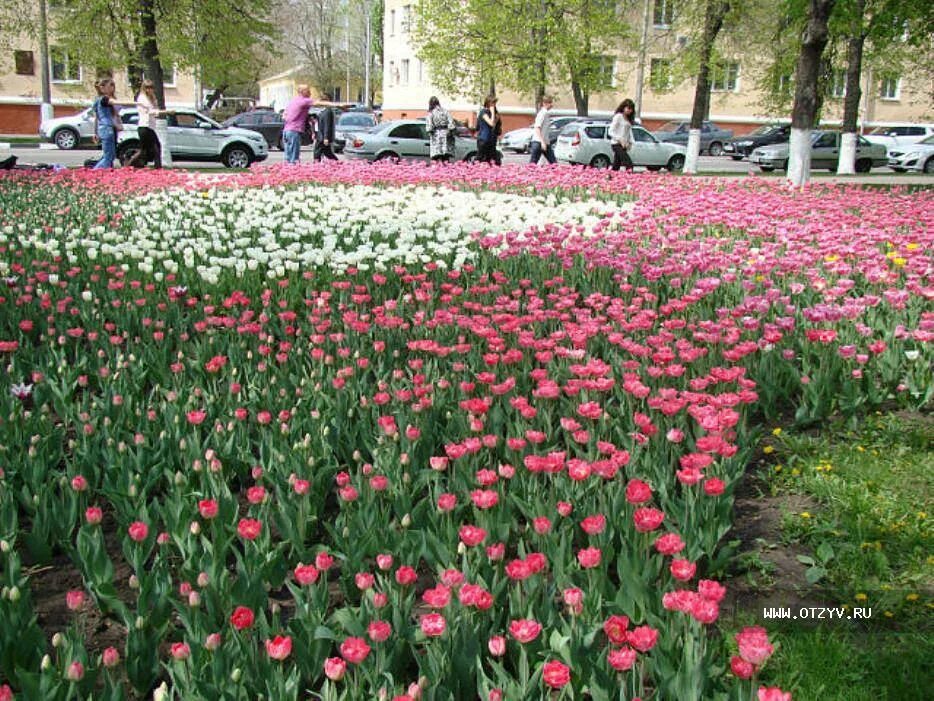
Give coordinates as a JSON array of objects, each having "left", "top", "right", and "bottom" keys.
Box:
[
  {"left": 412, "top": 0, "right": 632, "bottom": 114},
  {"left": 787, "top": 0, "right": 837, "bottom": 187}
]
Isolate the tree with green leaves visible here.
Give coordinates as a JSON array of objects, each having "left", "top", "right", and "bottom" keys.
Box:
[{"left": 412, "top": 0, "right": 632, "bottom": 114}]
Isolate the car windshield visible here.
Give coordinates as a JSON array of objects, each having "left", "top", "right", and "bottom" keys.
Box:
[
  {"left": 919, "top": 134, "right": 934, "bottom": 145},
  {"left": 750, "top": 125, "right": 777, "bottom": 136},
  {"left": 869, "top": 126, "right": 896, "bottom": 136},
  {"left": 658, "top": 121, "right": 684, "bottom": 133},
  {"left": 338, "top": 113, "right": 376, "bottom": 128}
]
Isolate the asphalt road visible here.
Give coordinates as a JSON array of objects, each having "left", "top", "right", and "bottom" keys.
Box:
[{"left": 3, "top": 143, "right": 931, "bottom": 182}]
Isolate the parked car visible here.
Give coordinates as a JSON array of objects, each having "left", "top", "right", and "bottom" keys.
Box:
[
  {"left": 334, "top": 111, "right": 378, "bottom": 153},
  {"left": 342, "top": 119, "right": 502, "bottom": 162},
  {"left": 653, "top": 120, "right": 734, "bottom": 156},
  {"left": 748, "top": 130, "right": 886, "bottom": 172},
  {"left": 40, "top": 105, "right": 133, "bottom": 150},
  {"left": 116, "top": 108, "right": 268, "bottom": 168},
  {"left": 499, "top": 116, "right": 583, "bottom": 153},
  {"left": 887, "top": 134, "right": 934, "bottom": 173},
  {"left": 864, "top": 124, "right": 934, "bottom": 152},
  {"left": 554, "top": 121, "right": 686, "bottom": 171},
  {"left": 722, "top": 124, "right": 791, "bottom": 159},
  {"left": 222, "top": 109, "right": 315, "bottom": 150}
]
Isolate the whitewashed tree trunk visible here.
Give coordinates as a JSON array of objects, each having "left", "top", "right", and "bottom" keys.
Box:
[
  {"left": 837, "top": 132, "right": 857, "bottom": 174},
  {"left": 684, "top": 129, "right": 702, "bottom": 174},
  {"left": 155, "top": 118, "right": 173, "bottom": 168},
  {"left": 787, "top": 128, "right": 811, "bottom": 187}
]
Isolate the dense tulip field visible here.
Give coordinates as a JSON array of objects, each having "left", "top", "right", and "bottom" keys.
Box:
[{"left": 0, "top": 163, "right": 930, "bottom": 701}]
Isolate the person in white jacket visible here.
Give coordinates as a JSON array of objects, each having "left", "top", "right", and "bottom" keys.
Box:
[{"left": 608, "top": 99, "right": 635, "bottom": 172}]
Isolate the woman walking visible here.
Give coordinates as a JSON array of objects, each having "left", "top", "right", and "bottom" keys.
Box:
[
  {"left": 92, "top": 77, "right": 121, "bottom": 169},
  {"left": 476, "top": 95, "right": 502, "bottom": 165},
  {"left": 127, "top": 79, "right": 165, "bottom": 168},
  {"left": 427, "top": 96, "right": 455, "bottom": 163},
  {"left": 609, "top": 98, "right": 635, "bottom": 172}
]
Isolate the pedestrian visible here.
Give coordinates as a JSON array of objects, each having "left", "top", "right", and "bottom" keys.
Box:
[
  {"left": 609, "top": 98, "right": 636, "bottom": 172},
  {"left": 314, "top": 104, "right": 338, "bottom": 161},
  {"left": 282, "top": 85, "right": 315, "bottom": 164},
  {"left": 126, "top": 79, "right": 165, "bottom": 168},
  {"left": 91, "top": 77, "right": 121, "bottom": 169},
  {"left": 476, "top": 95, "right": 502, "bottom": 165},
  {"left": 529, "top": 95, "right": 556, "bottom": 165},
  {"left": 427, "top": 96, "right": 455, "bottom": 164}
]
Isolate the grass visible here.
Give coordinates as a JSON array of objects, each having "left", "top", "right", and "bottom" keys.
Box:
[{"left": 743, "top": 413, "right": 933, "bottom": 700}]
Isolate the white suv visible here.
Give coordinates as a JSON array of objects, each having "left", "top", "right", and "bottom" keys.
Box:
[
  {"left": 863, "top": 124, "right": 934, "bottom": 152},
  {"left": 116, "top": 109, "right": 268, "bottom": 168},
  {"left": 40, "top": 105, "right": 131, "bottom": 150}
]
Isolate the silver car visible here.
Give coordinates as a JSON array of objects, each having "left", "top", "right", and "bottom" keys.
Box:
[
  {"left": 749, "top": 130, "right": 887, "bottom": 172},
  {"left": 888, "top": 134, "right": 934, "bottom": 173},
  {"left": 554, "top": 121, "right": 686, "bottom": 171},
  {"left": 653, "top": 120, "right": 734, "bottom": 156},
  {"left": 342, "top": 120, "right": 501, "bottom": 162},
  {"left": 116, "top": 108, "right": 268, "bottom": 168},
  {"left": 40, "top": 105, "right": 131, "bottom": 150},
  {"left": 499, "top": 116, "right": 582, "bottom": 153}
]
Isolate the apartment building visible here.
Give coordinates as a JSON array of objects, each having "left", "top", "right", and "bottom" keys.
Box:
[
  {"left": 382, "top": 0, "right": 932, "bottom": 134},
  {"left": 0, "top": 36, "right": 198, "bottom": 135}
]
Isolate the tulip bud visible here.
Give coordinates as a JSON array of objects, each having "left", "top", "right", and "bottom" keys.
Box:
[
  {"left": 401, "top": 513, "right": 411, "bottom": 528},
  {"left": 190, "top": 521, "right": 201, "bottom": 536},
  {"left": 129, "top": 575, "right": 140, "bottom": 590},
  {"left": 135, "top": 615, "right": 145, "bottom": 630},
  {"left": 231, "top": 668, "right": 242, "bottom": 683},
  {"left": 41, "top": 654, "right": 52, "bottom": 671},
  {"left": 153, "top": 682, "right": 169, "bottom": 701},
  {"left": 0, "top": 540, "right": 9, "bottom": 553},
  {"left": 8, "top": 585, "right": 20, "bottom": 602},
  {"left": 52, "top": 633, "right": 63, "bottom": 648}
]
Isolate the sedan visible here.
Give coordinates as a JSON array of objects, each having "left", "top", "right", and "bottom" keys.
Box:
[
  {"left": 554, "top": 121, "right": 686, "bottom": 171},
  {"left": 342, "top": 120, "right": 501, "bottom": 162},
  {"left": 723, "top": 124, "right": 791, "bottom": 159},
  {"left": 654, "top": 120, "right": 734, "bottom": 156},
  {"left": 888, "top": 134, "right": 934, "bottom": 173},
  {"left": 499, "top": 116, "right": 583, "bottom": 153},
  {"left": 748, "top": 130, "right": 887, "bottom": 172},
  {"left": 334, "top": 111, "right": 378, "bottom": 153}
]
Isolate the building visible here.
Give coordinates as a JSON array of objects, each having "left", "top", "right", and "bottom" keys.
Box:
[
  {"left": 0, "top": 35, "right": 199, "bottom": 135},
  {"left": 258, "top": 66, "right": 373, "bottom": 113},
  {"left": 381, "top": 0, "right": 933, "bottom": 134}
]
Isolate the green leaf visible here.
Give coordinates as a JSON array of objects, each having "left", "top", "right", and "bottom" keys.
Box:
[{"left": 805, "top": 566, "right": 827, "bottom": 584}]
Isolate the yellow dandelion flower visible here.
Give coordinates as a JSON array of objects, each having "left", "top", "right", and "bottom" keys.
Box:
[
  {"left": 772, "top": 427, "right": 782, "bottom": 437},
  {"left": 825, "top": 254, "right": 839, "bottom": 262},
  {"left": 917, "top": 512, "right": 926, "bottom": 520},
  {"left": 763, "top": 445, "right": 775, "bottom": 455},
  {"left": 855, "top": 593, "right": 868, "bottom": 602},
  {"left": 791, "top": 468, "right": 800, "bottom": 477},
  {"left": 906, "top": 593, "right": 919, "bottom": 602},
  {"left": 774, "top": 465, "right": 783, "bottom": 473},
  {"left": 906, "top": 242, "right": 918, "bottom": 250},
  {"left": 884, "top": 611, "right": 894, "bottom": 618},
  {"left": 800, "top": 512, "right": 811, "bottom": 519},
  {"left": 893, "top": 258, "right": 907, "bottom": 267}
]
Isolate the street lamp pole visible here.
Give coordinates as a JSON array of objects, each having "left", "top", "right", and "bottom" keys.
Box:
[
  {"left": 633, "top": 0, "right": 652, "bottom": 120},
  {"left": 38, "top": 0, "right": 53, "bottom": 123}
]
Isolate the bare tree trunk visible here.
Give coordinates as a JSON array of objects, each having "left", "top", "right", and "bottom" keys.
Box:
[
  {"left": 837, "top": 0, "right": 866, "bottom": 175},
  {"left": 788, "top": 0, "right": 837, "bottom": 187},
  {"left": 138, "top": 0, "right": 166, "bottom": 108},
  {"left": 685, "top": 0, "right": 729, "bottom": 174}
]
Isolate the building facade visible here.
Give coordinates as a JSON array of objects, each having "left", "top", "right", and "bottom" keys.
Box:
[
  {"left": 381, "top": 0, "right": 932, "bottom": 134},
  {"left": 0, "top": 35, "right": 198, "bottom": 135}
]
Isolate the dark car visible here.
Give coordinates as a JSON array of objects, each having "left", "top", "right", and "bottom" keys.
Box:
[
  {"left": 223, "top": 109, "right": 312, "bottom": 150},
  {"left": 654, "top": 120, "right": 734, "bottom": 156},
  {"left": 722, "top": 124, "right": 791, "bottom": 159},
  {"left": 333, "top": 111, "right": 378, "bottom": 153}
]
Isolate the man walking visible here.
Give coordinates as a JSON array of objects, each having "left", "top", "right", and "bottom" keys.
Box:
[
  {"left": 314, "top": 104, "right": 338, "bottom": 161},
  {"left": 282, "top": 85, "right": 315, "bottom": 164},
  {"left": 529, "top": 95, "right": 556, "bottom": 165}
]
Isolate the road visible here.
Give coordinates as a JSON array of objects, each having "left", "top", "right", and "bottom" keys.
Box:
[{"left": 3, "top": 143, "right": 931, "bottom": 183}]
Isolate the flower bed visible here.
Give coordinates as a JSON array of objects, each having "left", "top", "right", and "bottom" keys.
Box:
[{"left": 0, "top": 167, "right": 930, "bottom": 700}]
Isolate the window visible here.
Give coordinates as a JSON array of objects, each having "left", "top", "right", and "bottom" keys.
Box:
[
  {"left": 595, "top": 55, "right": 615, "bottom": 88},
  {"left": 633, "top": 127, "right": 656, "bottom": 143},
  {"left": 711, "top": 61, "right": 739, "bottom": 92},
  {"left": 163, "top": 65, "right": 176, "bottom": 88},
  {"left": 14, "top": 50, "right": 34, "bottom": 75},
  {"left": 813, "top": 132, "right": 837, "bottom": 148},
  {"left": 388, "top": 61, "right": 397, "bottom": 86},
  {"left": 417, "top": 60, "right": 424, "bottom": 83},
  {"left": 584, "top": 126, "right": 607, "bottom": 139},
  {"left": 829, "top": 69, "right": 846, "bottom": 98},
  {"left": 50, "top": 46, "right": 81, "bottom": 83},
  {"left": 653, "top": 0, "right": 675, "bottom": 27},
  {"left": 401, "top": 59, "right": 410, "bottom": 85},
  {"left": 650, "top": 58, "right": 672, "bottom": 91},
  {"left": 390, "top": 9, "right": 396, "bottom": 34},
  {"left": 402, "top": 4, "right": 412, "bottom": 32},
  {"left": 389, "top": 123, "right": 427, "bottom": 140},
  {"left": 879, "top": 74, "right": 900, "bottom": 100}
]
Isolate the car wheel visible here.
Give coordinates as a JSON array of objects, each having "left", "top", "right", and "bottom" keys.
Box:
[
  {"left": 646, "top": 165, "right": 661, "bottom": 172},
  {"left": 666, "top": 154, "right": 685, "bottom": 171},
  {"left": 855, "top": 158, "right": 872, "bottom": 173},
  {"left": 924, "top": 158, "right": 934, "bottom": 174},
  {"left": 780, "top": 160, "right": 788, "bottom": 171},
  {"left": 374, "top": 151, "right": 400, "bottom": 162},
  {"left": 731, "top": 155, "right": 743, "bottom": 161},
  {"left": 222, "top": 145, "right": 253, "bottom": 169},
  {"left": 589, "top": 154, "right": 611, "bottom": 169},
  {"left": 464, "top": 152, "right": 478, "bottom": 163},
  {"left": 759, "top": 166, "right": 775, "bottom": 172},
  {"left": 117, "top": 142, "right": 140, "bottom": 167},
  {"left": 53, "top": 128, "right": 80, "bottom": 150},
  {"left": 708, "top": 142, "right": 724, "bottom": 157}
]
